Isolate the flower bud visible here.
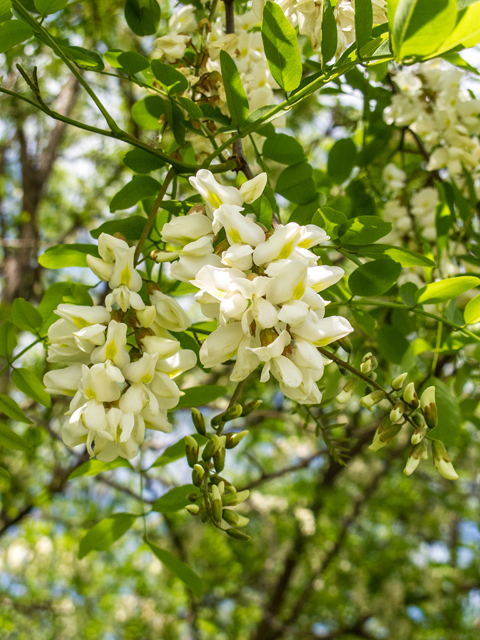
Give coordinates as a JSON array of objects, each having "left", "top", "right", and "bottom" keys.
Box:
[
  {"left": 211, "top": 484, "right": 222, "bottom": 523},
  {"left": 187, "top": 492, "right": 201, "bottom": 502},
  {"left": 411, "top": 426, "right": 427, "bottom": 445},
  {"left": 403, "top": 382, "right": 419, "bottom": 408},
  {"left": 222, "top": 509, "right": 250, "bottom": 528},
  {"left": 392, "top": 372, "right": 408, "bottom": 390},
  {"left": 226, "top": 430, "right": 248, "bottom": 449},
  {"left": 192, "top": 464, "right": 205, "bottom": 487},
  {"left": 420, "top": 386, "right": 437, "bottom": 429},
  {"left": 151, "top": 250, "right": 179, "bottom": 263},
  {"left": 184, "top": 435, "right": 199, "bottom": 467},
  {"left": 136, "top": 305, "right": 156, "bottom": 328},
  {"left": 404, "top": 440, "right": 427, "bottom": 476},
  {"left": 202, "top": 434, "right": 220, "bottom": 460},
  {"left": 360, "top": 353, "right": 377, "bottom": 375},
  {"left": 338, "top": 336, "right": 352, "bottom": 353},
  {"left": 360, "top": 390, "right": 384, "bottom": 411},
  {"left": 336, "top": 378, "right": 358, "bottom": 404},
  {"left": 222, "top": 489, "right": 249, "bottom": 506},
  {"left": 191, "top": 408, "right": 206, "bottom": 436},
  {"left": 241, "top": 400, "right": 262, "bottom": 417},
  {"left": 186, "top": 504, "right": 200, "bottom": 515},
  {"left": 390, "top": 402, "right": 405, "bottom": 424},
  {"left": 226, "top": 528, "right": 251, "bottom": 541},
  {"left": 369, "top": 418, "right": 402, "bottom": 451},
  {"left": 223, "top": 404, "right": 243, "bottom": 422},
  {"left": 214, "top": 436, "right": 227, "bottom": 472},
  {"left": 432, "top": 439, "right": 459, "bottom": 480}
]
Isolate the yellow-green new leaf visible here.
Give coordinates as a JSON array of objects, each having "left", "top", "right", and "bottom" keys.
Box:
[
  {"left": 415, "top": 276, "right": 480, "bottom": 305},
  {"left": 464, "top": 293, "right": 480, "bottom": 325}
]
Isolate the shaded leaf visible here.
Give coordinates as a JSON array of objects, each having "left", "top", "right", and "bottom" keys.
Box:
[
  {"left": 220, "top": 50, "right": 249, "bottom": 128},
  {"left": 124, "top": 0, "right": 160, "bottom": 36},
  {"left": 78, "top": 513, "right": 137, "bottom": 559},
  {"left": 147, "top": 541, "right": 204, "bottom": 597},
  {"left": 0, "top": 422, "right": 32, "bottom": 452},
  {"left": 176, "top": 385, "right": 227, "bottom": 410},
  {"left": 0, "top": 394, "right": 31, "bottom": 424},
  {"left": 261, "top": 1, "right": 302, "bottom": 92},
  {"left": 12, "top": 368, "right": 51, "bottom": 408},
  {"left": 151, "top": 484, "right": 199, "bottom": 513},
  {"left": 69, "top": 459, "right": 132, "bottom": 479},
  {"left": 349, "top": 259, "right": 402, "bottom": 296},
  {"left": 110, "top": 176, "right": 161, "bottom": 212},
  {"left": 38, "top": 244, "right": 100, "bottom": 269}
]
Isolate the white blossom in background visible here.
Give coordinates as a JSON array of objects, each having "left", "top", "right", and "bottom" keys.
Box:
[
  {"left": 159, "top": 170, "right": 353, "bottom": 405},
  {"left": 43, "top": 233, "right": 196, "bottom": 461}
]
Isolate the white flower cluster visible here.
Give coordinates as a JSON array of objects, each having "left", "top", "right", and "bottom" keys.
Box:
[
  {"left": 160, "top": 170, "right": 353, "bottom": 404},
  {"left": 258, "top": 0, "right": 386, "bottom": 58},
  {"left": 384, "top": 61, "right": 480, "bottom": 176},
  {"left": 43, "top": 234, "right": 196, "bottom": 461}
]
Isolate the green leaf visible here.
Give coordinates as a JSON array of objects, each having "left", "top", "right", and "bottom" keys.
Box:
[
  {"left": 33, "top": 0, "right": 67, "bottom": 14},
  {"left": 110, "top": 176, "right": 160, "bottom": 212},
  {"left": 339, "top": 216, "right": 392, "bottom": 245},
  {"left": 0, "top": 466, "right": 11, "bottom": 481},
  {"left": 162, "top": 99, "right": 185, "bottom": 146},
  {"left": 352, "top": 308, "right": 376, "bottom": 333},
  {"left": 0, "top": 20, "right": 32, "bottom": 53},
  {"left": 63, "top": 46, "right": 104, "bottom": 71},
  {"left": 464, "top": 293, "right": 480, "bottom": 325},
  {"left": 150, "top": 434, "right": 207, "bottom": 468},
  {"left": 390, "top": 0, "right": 457, "bottom": 61},
  {"left": 262, "top": 134, "right": 306, "bottom": 165},
  {"left": 11, "top": 368, "right": 51, "bottom": 408},
  {"left": 147, "top": 541, "right": 204, "bottom": 597},
  {"left": 251, "top": 195, "right": 273, "bottom": 230},
  {"left": 276, "top": 162, "right": 317, "bottom": 205},
  {"left": 124, "top": 0, "right": 160, "bottom": 36},
  {"left": 38, "top": 244, "right": 100, "bottom": 269},
  {"left": 0, "top": 0, "right": 12, "bottom": 23},
  {"left": 37, "top": 282, "right": 92, "bottom": 332},
  {"left": 415, "top": 276, "right": 480, "bottom": 305},
  {"left": 400, "top": 282, "right": 419, "bottom": 307},
  {"left": 349, "top": 258, "right": 402, "bottom": 296},
  {"left": 132, "top": 96, "right": 165, "bottom": 130},
  {"left": 313, "top": 207, "right": 347, "bottom": 239},
  {"left": 321, "top": 0, "right": 337, "bottom": 64},
  {"left": 178, "top": 96, "right": 203, "bottom": 120},
  {"left": 377, "top": 325, "right": 409, "bottom": 364},
  {"left": 11, "top": 297, "right": 42, "bottom": 332},
  {"left": 176, "top": 385, "right": 227, "bottom": 410},
  {"left": 261, "top": 1, "right": 302, "bottom": 92},
  {"left": 123, "top": 149, "right": 165, "bottom": 174},
  {"left": 151, "top": 484, "right": 199, "bottom": 513},
  {"left": 423, "top": 377, "right": 461, "bottom": 446},
  {"left": 104, "top": 49, "right": 149, "bottom": 74},
  {"left": 78, "top": 513, "right": 137, "bottom": 559},
  {"left": 219, "top": 50, "right": 249, "bottom": 128},
  {"left": 151, "top": 59, "right": 189, "bottom": 95},
  {"left": 358, "top": 244, "right": 435, "bottom": 267},
  {"left": 0, "top": 394, "right": 31, "bottom": 424},
  {"left": 90, "top": 215, "right": 146, "bottom": 241},
  {"left": 0, "top": 422, "right": 32, "bottom": 452},
  {"left": 354, "top": 0, "right": 373, "bottom": 48},
  {"left": 0, "top": 321, "right": 17, "bottom": 358},
  {"left": 433, "top": 1, "right": 480, "bottom": 56},
  {"left": 69, "top": 458, "right": 132, "bottom": 479},
  {"left": 327, "top": 138, "right": 357, "bottom": 183}
]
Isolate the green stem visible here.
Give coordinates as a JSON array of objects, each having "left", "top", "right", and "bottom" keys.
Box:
[
  {"left": 134, "top": 167, "right": 177, "bottom": 265},
  {"left": 0, "top": 337, "right": 46, "bottom": 378}
]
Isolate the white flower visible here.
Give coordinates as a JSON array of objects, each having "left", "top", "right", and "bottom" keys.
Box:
[
  {"left": 161, "top": 212, "right": 213, "bottom": 246},
  {"left": 154, "top": 35, "right": 190, "bottom": 62},
  {"left": 239, "top": 173, "right": 267, "bottom": 204},
  {"left": 109, "top": 246, "right": 142, "bottom": 292},
  {"left": 189, "top": 169, "right": 243, "bottom": 217},
  {"left": 213, "top": 204, "right": 266, "bottom": 246},
  {"left": 169, "top": 5, "right": 198, "bottom": 34},
  {"left": 43, "top": 364, "right": 83, "bottom": 396},
  {"left": 221, "top": 244, "right": 254, "bottom": 271},
  {"left": 106, "top": 285, "right": 146, "bottom": 313},
  {"left": 150, "top": 290, "right": 191, "bottom": 332},
  {"left": 290, "top": 313, "right": 354, "bottom": 347},
  {"left": 155, "top": 350, "right": 197, "bottom": 377},
  {"left": 55, "top": 304, "right": 110, "bottom": 329},
  {"left": 266, "top": 260, "right": 308, "bottom": 306},
  {"left": 253, "top": 223, "right": 302, "bottom": 265},
  {"left": 207, "top": 33, "right": 239, "bottom": 61},
  {"left": 199, "top": 322, "right": 244, "bottom": 368},
  {"left": 91, "top": 320, "right": 130, "bottom": 369}
]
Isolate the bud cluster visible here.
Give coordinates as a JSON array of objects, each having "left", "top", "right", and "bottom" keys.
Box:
[
  {"left": 43, "top": 233, "right": 196, "bottom": 461},
  {"left": 183, "top": 405, "right": 252, "bottom": 541}
]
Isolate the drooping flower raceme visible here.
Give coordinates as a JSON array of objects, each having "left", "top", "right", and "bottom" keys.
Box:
[
  {"left": 43, "top": 233, "right": 196, "bottom": 462},
  {"left": 160, "top": 170, "right": 353, "bottom": 405}
]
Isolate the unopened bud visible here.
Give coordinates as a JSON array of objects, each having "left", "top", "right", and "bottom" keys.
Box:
[
  {"left": 432, "top": 439, "right": 459, "bottom": 480},
  {"left": 241, "top": 400, "right": 262, "bottom": 416},
  {"left": 404, "top": 440, "right": 427, "bottom": 476},
  {"left": 192, "top": 464, "right": 205, "bottom": 487},
  {"left": 403, "top": 382, "right": 419, "bottom": 408},
  {"left": 411, "top": 426, "right": 427, "bottom": 445},
  {"left": 338, "top": 336, "right": 352, "bottom": 353},
  {"left": 360, "top": 390, "right": 384, "bottom": 411},
  {"left": 226, "top": 528, "right": 251, "bottom": 541},
  {"left": 222, "top": 509, "right": 249, "bottom": 527},
  {"left": 137, "top": 305, "right": 156, "bottom": 328},
  {"left": 214, "top": 436, "right": 227, "bottom": 472},
  {"left": 191, "top": 408, "right": 206, "bottom": 436},
  {"left": 369, "top": 420, "right": 402, "bottom": 451},
  {"left": 150, "top": 250, "right": 179, "bottom": 263},
  {"left": 202, "top": 434, "right": 220, "bottom": 460},
  {"left": 390, "top": 402, "right": 405, "bottom": 424},
  {"left": 222, "top": 489, "right": 249, "bottom": 506},
  {"left": 211, "top": 485, "right": 222, "bottom": 523},
  {"left": 392, "top": 372, "right": 408, "bottom": 390},
  {"left": 361, "top": 353, "right": 377, "bottom": 375},
  {"left": 186, "top": 504, "right": 200, "bottom": 515},
  {"left": 336, "top": 378, "right": 358, "bottom": 404},
  {"left": 420, "top": 386, "right": 437, "bottom": 429},
  {"left": 223, "top": 404, "right": 243, "bottom": 422},
  {"left": 184, "top": 435, "right": 199, "bottom": 467},
  {"left": 226, "top": 430, "right": 248, "bottom": 449}
]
